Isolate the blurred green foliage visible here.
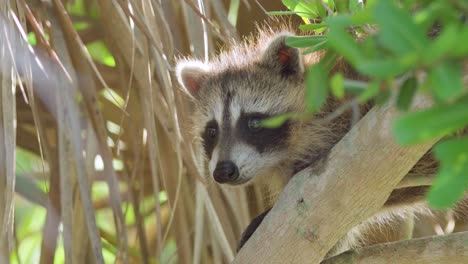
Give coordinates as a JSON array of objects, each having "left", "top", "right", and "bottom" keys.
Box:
[{"left": 274, "top": 0, "right": 468, "bottom": 208}]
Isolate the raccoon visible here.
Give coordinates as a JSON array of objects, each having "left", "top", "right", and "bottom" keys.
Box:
[
  {"left": 176, "top": 30, "right": 336, "bottom": 186},
  {"left": 175, "top": 28, "right": 458, "bottom": 257}
]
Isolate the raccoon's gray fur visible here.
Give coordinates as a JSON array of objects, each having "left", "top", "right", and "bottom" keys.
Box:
[{"left": 176, "top": 27, "right": 464, "bottom": 257}]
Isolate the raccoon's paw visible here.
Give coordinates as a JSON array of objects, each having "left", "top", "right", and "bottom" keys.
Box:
[{"left": 237, "top": 208, "right": 271, "bottom": 252}]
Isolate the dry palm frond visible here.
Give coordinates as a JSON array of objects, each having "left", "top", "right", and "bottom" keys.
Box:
[{"left": 0, "top": 0, "right": 283, "bottom": 263}]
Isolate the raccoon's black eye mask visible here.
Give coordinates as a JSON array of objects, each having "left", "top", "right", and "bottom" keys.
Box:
[
  {"left": 201, "top": 112, "right": 291, "bottom": 159},
  {"left": 202, "top": 120, "right": 218, "bottom": 159}
]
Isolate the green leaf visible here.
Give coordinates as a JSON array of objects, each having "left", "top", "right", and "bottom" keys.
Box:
[
  {"left": 365, "top": 0, "right": 377, "bottom": 9},
  {"left": 349, "top": 0, "right": 363, "bottom": 12},
  {"left": 428, "top": 166, "right": 468, "bottom": 209},
  {"left": 326, "top": 14, "right": 354, "bottom": 27},
  {"left": 286, "top": 36, "right": 327, "bottom": 48},
  {"left": 343, "top": 80, "right": 368, "bottom": 94},
  {"left": 324, "top": 0, "right": 335, "bottom": 11},
  {"left": 68, "top": 0, "right": 87, "bottom": 16},
  {"left": 306, "top": 63, "right": 328, "bottom": 112},
  {"left": 299, "top": 23, "right": 327, "bottom": 31},
  {"left": 435, "top": 137, "right": 468, "bottom": 163},
  {"left": 424, "top": 24, "right": 458, "bottom": 64},
  {"left": 303, "top": 41, "right": 328, "bottom": 54},
  {"left": 315, "top": 0, "right": 327, "bottom": 18},
  {"left": 16, "top": 148, "right": 44, "bottom": 172},
  {"left": 87, "top": 41, "right": 116, "bottom": 67},
  {"left": 449, "top": 26, "right": 468, "bottom": 56},
  {"left": 282, "top": 0, "right": 319, "bottom": 18},
  {"left": 357, "top": 59, "right": 408, "bottom": 78},
  {"left": 330, "top": 73, "right": 345, "bottom": 99},
  {"left": 320, "top": 50, "right": 339, "bottom": 72},
  {"left": 327, "top": 18, "right": 364, "bottom": 65},
  {"left": 373, "top": 1, "right": 428, "bottom": 55},
  {"left": 412, "top": 1, "right": 445, "bottom": 30},
  {"left": 268, "top": 11, "right": 314, "bottom": 16},
  {"left": 261, "top": 113, "right": 292, "bottom": 128},
  {"left": 427, "top": 137, "right": 468, "bottom": 208},
  {"left": 68, "top": 0, "right": 98, "bottom": 18},
  {"left": 398, "top": 52, "right": 420, "bottom": 68},
  {"left": 429, "top": 61, "right": 463, "bottom": 101},
  {"left": 227, "top": 0, "right": 240, "bottom": 26},
  {"left": 74, "top": 22, "right": 89, "bottom": 31},
  {"left": 334, "top": 0, "right": 349, "bottom": 13},
  {"left": 396, "top": 77, "right": 417, "bottom": 111},
  {"left": 393, "top": 98, "right": 468, "bottom": 145},
  {"left": 283, "top": 0, "right": 300, "bottom": 8},
  {"left": 350, "top": 8, "right": 373, "bottom": 24},
  {"left": 27, "top": 32, "right": 37, "bottom": 46}
]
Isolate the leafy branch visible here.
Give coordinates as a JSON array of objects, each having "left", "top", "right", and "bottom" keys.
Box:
[{"left": 268, "top": 0, "right": 468, "bottom": 208}]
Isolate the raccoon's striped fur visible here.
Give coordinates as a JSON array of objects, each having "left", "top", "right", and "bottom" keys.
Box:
[{"left": 175, "top": 26, "right": 465, "bottom": 257}]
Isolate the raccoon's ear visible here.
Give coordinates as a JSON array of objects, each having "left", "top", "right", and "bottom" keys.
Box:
[
  {"left": 176, "top": 61, "right": 208, "bottom": 97},
  {"left": 261, "top": 33, "right": 303, "bottom": 77}
]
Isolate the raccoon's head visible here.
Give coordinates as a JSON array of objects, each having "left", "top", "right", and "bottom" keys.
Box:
[{"left": 176, "top": 33, "right": 308, "bottom": 185}]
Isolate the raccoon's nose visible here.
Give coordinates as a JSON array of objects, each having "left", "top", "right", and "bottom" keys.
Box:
[{"left": 213, "top": 161, "right": 239, "bottom": 183}]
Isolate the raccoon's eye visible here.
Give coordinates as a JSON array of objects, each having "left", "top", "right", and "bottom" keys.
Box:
[
  {"left": 207, "top": 127, "right": 217, "bottom": 138},
  {"left": 247, "top": 118, "right": 262, "bottom": 131}
]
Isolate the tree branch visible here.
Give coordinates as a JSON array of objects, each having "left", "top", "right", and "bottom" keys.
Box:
[
  {"left": 233, "top": 95, "right": 437, "bottom": 263},
  {"left": 322, "top": 231, "right": 468, "bottom": 264}
]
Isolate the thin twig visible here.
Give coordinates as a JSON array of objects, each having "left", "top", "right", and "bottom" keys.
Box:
[
  {"left": 318, "top": 0, "right": 334, "bottom": 16},
  {"left": 254, "top": 0, "right": 269, "bottom": 16},
  {"left": 322, "top": 98, "right": 360, "bottom": 123},
  {"left": 239, "top": 0, "right": 251, "bottom": 10},
  {"left": 114, "top": 0, "right": 172, "bottom": 69},
  {"left": 17, "top": 0, "right": 72, "bottom": 81},
  {"left": 183, "top": 0, "right": 230, "bottom": 42}
]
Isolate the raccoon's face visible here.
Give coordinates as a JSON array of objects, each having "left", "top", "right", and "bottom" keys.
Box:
[{"left": 176, "top": 33, "right": 305, "bottom": 185}]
